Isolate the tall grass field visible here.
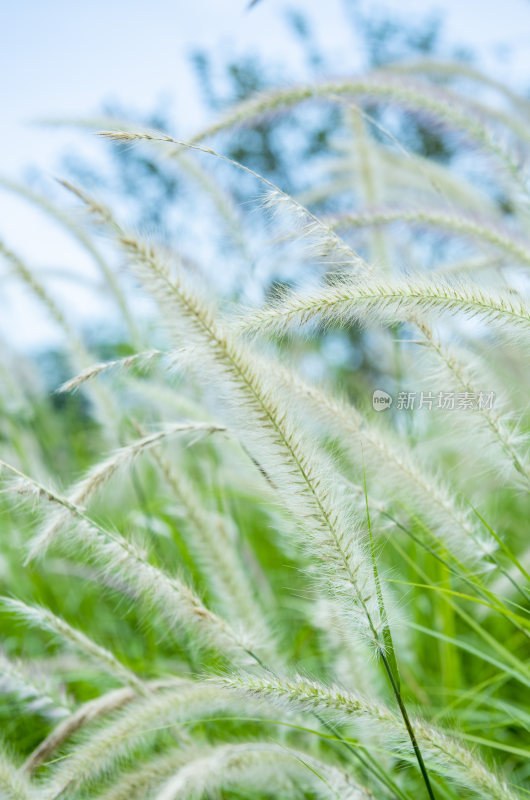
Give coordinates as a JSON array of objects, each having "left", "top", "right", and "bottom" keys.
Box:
[{"left": 1, "top": 60, "right": 529, "bottom": 799}]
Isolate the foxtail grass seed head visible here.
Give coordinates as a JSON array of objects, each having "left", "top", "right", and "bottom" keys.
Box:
[{"left": 1, "top": 56, "right": 528, "bottom": 800}]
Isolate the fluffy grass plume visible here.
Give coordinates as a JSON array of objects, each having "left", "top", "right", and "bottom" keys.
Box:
[{"left": 0, "top": 56, "right": 528, "bottom": 800}]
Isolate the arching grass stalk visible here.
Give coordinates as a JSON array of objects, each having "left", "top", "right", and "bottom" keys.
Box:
[
  {"left": 244, "top": 647, "right": 410, "bottom": 800},
  {"left": 64, "top": 179, "right": 442, "bottom": 795},
  {"left": 96, "top": 130, "right": 372, "bottom": 274}
]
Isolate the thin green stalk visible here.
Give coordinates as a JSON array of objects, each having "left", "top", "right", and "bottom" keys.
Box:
[
  {"left": 390, "top": 506, "right": 530, "bottom": 626},
  {"left": 387, "top": 533, "right": 530, "bottom": 687},
  {"left": 380, "top": 650, "right": 436, "bottom": 800},
  {"left": 363, "top": 464, "right": 436, "bottom": 800},
  {"left": 471, "top": 505, "right": 530, "bottom": 584}
]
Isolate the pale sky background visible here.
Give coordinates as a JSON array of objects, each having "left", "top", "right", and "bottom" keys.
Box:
[{"left": 2, "top": 0, "right": 530, "bottom": 350}]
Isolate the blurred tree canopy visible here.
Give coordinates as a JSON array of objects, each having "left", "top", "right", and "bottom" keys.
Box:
[{"left": 59, "top": 4, "right": 462, "bottom": 235}]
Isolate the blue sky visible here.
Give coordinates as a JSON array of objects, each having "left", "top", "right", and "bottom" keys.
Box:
[{"left": 2, "top": 0, "right": 530, "bottom": 348}]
